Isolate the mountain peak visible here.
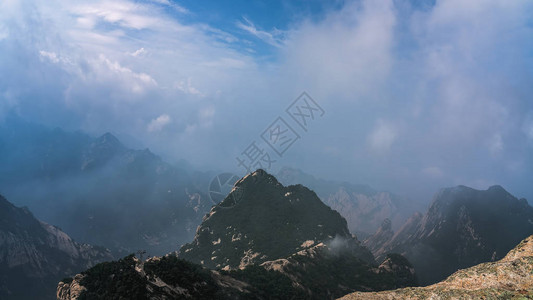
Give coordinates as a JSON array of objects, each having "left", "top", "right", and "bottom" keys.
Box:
[
  {"left": 94, "top": 132, "right": 124, "bottom": 149},
  {"left": 487, "top": 184, "right": 507, "bottom": 194},
  {"left": 179, "top": 171, "right": 371, "bottom": 269},
  {"left": 371, "top": 184, "right": 533, "bottom": 285},
  {"left": 81, "top": 132, "right": 126, "bottom": 170},
  {"left": 234, "top": 169, "right": 280, "bottom": 187}
]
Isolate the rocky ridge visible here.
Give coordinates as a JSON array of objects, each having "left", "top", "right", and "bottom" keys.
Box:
[
  {"left": 57, "top": 170, "right": 418, "bottom": 299},
  {"left": 179, "top": 169, "right": 374, "bottom": 270},
  {"left": 276, "top": 167, "right": 425, "bottom": 235},
  {"left": 364, "top": 185, "right": 533, "bottom": 285},
  {"left": 0, "top": 195, "right": 112, "bottom": 300},
  {"left": 339, "top": 234, "right": 533, "bottom": 299}
]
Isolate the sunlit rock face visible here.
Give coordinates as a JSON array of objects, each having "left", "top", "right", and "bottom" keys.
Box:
[
  {"left": 340, "top": 234, "right": 533, "bottom": 300},
  {"left": 0, "top": 195, "right": 112, "bottom": 300}
]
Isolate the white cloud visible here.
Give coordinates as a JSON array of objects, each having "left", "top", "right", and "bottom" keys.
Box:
[
  {"left": 130, "top": 48, "right": 147, "bottom": 57},
  {"left": 368, "top": 119, "right": 397, "bottom": 154},
  {"left": 1, "top": 0, "right": 533, "bottom": 201},
  {"left": 174, "top": 78, "right": 203, "bottom": 96},
  {"left": 39, "top": 51, "right": 60, "bottom": 63},
  {"left": 280, "top": 0, "right": 396, "bottom": 100},
  {"left": 236, "top": 17, "right": 285, "bottom": 48},
  {"left": 147, "top": 114, "right": 171, "bottom": 132},
  {"left": 149, "top": 0, "right": 189, "bottom": 14}
]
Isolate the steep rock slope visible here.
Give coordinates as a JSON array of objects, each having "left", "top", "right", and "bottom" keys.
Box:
[
  {"left": 178, "top": 169, "right": 373, "bottom": 269},
  {"left": 363, "top": 218, "right": 394, "bottom": 255},
  {"left": 0, "top": 195, "right": 112, "bottom": 300},
  {"left": 260, "top": 242, "right": 417, "bottom": 299},
  {"left": 340, "top": 234, "right": 533, "bottom": 299},
  {"left": 58, "top": 171, "right": 418, "bottom": 299},
  {"left": 365, "top": 185, "right": 533, "bottom": 284}
]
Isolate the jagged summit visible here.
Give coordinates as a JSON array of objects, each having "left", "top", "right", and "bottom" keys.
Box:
[
  {"left": 92, "top": 132, "right": 126, "bottom": 153},
  {"left": 364, "top": 184, "right": 533, "bottom": 285},
  {"left": 275, "top": 166, "right": 425, "bottom": 235},
  {"left": 179, "top": 169, "right": 372, "bottom": 269},
  {"left": 232, "top": 169, "right": 283, "bottom": 190},
  {"left": 81, "top": 132, "right": 126, "bottom": 170}
]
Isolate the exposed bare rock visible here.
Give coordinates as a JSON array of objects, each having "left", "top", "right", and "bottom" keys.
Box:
[
  {"left": 339, "top": 235, "right": 533, "bottom": 300},
  {"left": 365, "top": 212, "right": 423, "bottom": 261},
  {"left": 260, "top": 241, "right": 417, "bottom": 299},
  {"left": 56, "top": 253, "right": 253, "bottom": 300},
  {"left": 276, "top": 167, "right": 426, "bottom": 235},
  {"left": 0, "top": 195, "right": 112, "bottom": 300},
  {"left": 363, "top": 219, "right": 394, "bottom": 255},
  {"left": 365, "top": 185, "right": 533, "bottom": 285},
  {"left": 178, "top": 169, "right": 373, "bottom": 270},
  {"left": 56, "top": 274, "right": 86, "bottom": 300}
]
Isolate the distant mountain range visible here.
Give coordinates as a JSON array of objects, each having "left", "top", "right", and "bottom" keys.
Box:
[
  {"left": 276, "top": 167, "right": 426, "bottom": 236},
  {"left": 0, "top": 116, "right": 213, "bottom": 256},
  {"left": 364, "top": 185, "right": 533, "bottom": 285},
  {"left": 0, "top": 195, "right": 112, "bottom": 300},
  {"left": 0, "top": 116, "right": 426, "bottom": 257},
  {"left": 3, "top": 116, "right": 532, "bottom": 298},
  {"left": 56, "top": 171, "right": 533, "bottom": 299},
  {"left": 58, "top": 170, "right": 418, "bottom": 299}
]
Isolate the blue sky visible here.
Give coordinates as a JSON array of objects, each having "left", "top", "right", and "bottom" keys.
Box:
[{"left": 1, "top": 0, "right": 533, "bottom": 203}]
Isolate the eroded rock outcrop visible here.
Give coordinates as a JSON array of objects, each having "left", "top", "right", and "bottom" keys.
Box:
[{"left": 340, "top": 234, "right": 533, "bottom": 299}]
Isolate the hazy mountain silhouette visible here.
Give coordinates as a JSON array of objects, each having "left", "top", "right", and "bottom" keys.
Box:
[
  {"left": 0, "top": 195, "right": 112, "bottom": 300},
  {"left": 365, "top": 185, "right": 533, "bottom": 285},
  {"left": 0, "top": 115, "right": 213, "bottom": 256}
]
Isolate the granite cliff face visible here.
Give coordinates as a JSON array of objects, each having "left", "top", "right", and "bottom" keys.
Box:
[
  {"left": 0, "top": 195, "right": 112, "bottom": 300},
  {"left": 365, "top": 185, "right": 533, "bottom": 285},
  {"left": 340, "top": 234, "right": 533, "bottom": 299},
  {"left": 363, "top": 218, "right": 394, "bottom": 255}
]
